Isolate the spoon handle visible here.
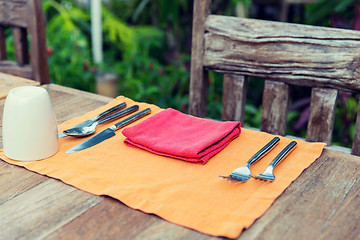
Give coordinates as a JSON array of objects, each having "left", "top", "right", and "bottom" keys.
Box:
[
  {"left": 93, "top": 102, "right": 127, "bottom": 121},
  {"left": 97, "top": 105, "right": 139, "bottom": 124}
]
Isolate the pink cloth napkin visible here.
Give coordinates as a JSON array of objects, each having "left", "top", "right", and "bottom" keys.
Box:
[{"left": 122, "top": 108, "right": 241, "bottom": 164}]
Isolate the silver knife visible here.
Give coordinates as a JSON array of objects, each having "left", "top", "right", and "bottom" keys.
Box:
[
  {"left": 66, "top": 108, "right": 151, "bottom": 153},
  {"left": 58, "top": 102, "right": 127, "bottom": 138}
]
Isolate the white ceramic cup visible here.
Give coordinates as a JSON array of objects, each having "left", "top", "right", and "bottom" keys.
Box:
[{"left": 2, "top": 86, "right": 59, "bottom": 161}]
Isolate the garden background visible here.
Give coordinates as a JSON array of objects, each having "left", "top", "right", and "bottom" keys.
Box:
[{"left": 10, "top": 0, "right": 360, "bottom": 147}]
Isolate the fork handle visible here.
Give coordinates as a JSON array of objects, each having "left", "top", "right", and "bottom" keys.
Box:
[
  {"left": 269, "top": 141, "right": 297, "bottom": 168},
  {"left": 93, "top": 102, "right": 127, "bottom": 121},
  {"left": 247, "top": 137, "right": 280, "bottom": 166}
]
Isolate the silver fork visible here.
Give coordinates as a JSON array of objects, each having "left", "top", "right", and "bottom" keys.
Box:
[
  {"left": 253, "top": 141, "right": 297, "bottom": 181},
  {"left": 220, "top": 137, "right": 280, "bottom": 182}
]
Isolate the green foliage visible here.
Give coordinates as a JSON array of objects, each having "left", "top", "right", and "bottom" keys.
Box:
[
  {"left": 5, "top": 31, "right": 15, "bottom": 61},
  {"left": 333, "top": 94, "right": 359, "bottom": 147},
  {"left": 306, "top": 0, "right": 357, "bottom": 26},
  {"left": 101, "top": 53, "right": 189, "bottom": 111},
  {"left": 243, "top": 104, "right": 262, "bottom": 128},
  {"left": 99, "top": 3, "right": 188, "bottom": 110},
  {"left": 31, "top": 0, "right": 360, "bottom": 148},
  {"left": 43, "top": 0, "right": 182, "bottom": 105},
  {"left": 40, "top": 0, "right": 244, "bottom": 115},
  {"left": 44, "top": 0, "right": 96, "bottom": 92},
  {"left": 101, "top": 6, "right": 165, "bottom": 61}
]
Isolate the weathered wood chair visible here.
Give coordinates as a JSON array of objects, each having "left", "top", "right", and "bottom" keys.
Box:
[
  {"left": 0, "top": 0, "right": 49, "bottom": 84},
  {"left": 189, "top": 0, "right": 360, "bottom": 156}
]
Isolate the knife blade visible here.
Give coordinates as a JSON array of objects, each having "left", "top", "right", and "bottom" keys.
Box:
[
  {"left": 65, "top": 108, "right": 151, "bottom": 153},
  {"left": 58, "top": 102, "right": 127, "bottom": 138}
]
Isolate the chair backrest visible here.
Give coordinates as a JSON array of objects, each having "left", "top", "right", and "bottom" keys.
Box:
[
  {"left": 189, "top": 0, "right": 360, "bottom": 156},
  {"left": 0, "top": 0, "right": 49, "bottom": 84}
]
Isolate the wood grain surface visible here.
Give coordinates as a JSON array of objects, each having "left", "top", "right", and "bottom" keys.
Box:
[
  {"left": 203, "top": 15, "right": 360, "bottom": 92},
  {"left": 1, "top": 84, "right": 360, "bottom": 239},
  {"left": 261, "top": 81, "right": 289, "bottom": 136},
  {"left": 188, "top": 0, "right": 211, "bottom": 118},
  {"left": 306, "top": 88, "right": 338, "bottom": 144},
  {"left": 222, "top": 74, "right": 247, "bottom": 122},
  {"left": 0, "top": 72, "right": 39, "bottom": 100}
]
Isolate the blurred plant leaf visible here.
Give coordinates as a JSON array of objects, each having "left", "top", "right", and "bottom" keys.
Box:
[
  {"left": 353, "top": 5, "right": 360, "bottom": 30},
  {"left": 132, "top": 0, "right": 151, "bottom": 22},
  {"left": 334, "top": 0, "right": 354, "bottom": 12}
]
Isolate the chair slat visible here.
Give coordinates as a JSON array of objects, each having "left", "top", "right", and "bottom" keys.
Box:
[
  {"left": 0, "top": 26, "right": 6, "bottom": 60},
  {"left": 222, "top": 74, "right": 247, "bottom": 122},
  {"left": 0, "top": 61, "right": 33, "bottom": 79},
  {"left": 261, "top": 80, "right": 289, "bottom": 135},
  {"left": 352, "top": 102, "right": 360, "bottom": 156},
  {"left": 12, "top": 27, "right": 29, "bottom": 65},
  {"left": 27, "top": 0, "right": 49, "bottom": 84},
  {"left": 189, "top": 0, "right": 211, "bottom": 118},
  {"left": 306, "top": 88, "right": 338, "bottom": 144}
]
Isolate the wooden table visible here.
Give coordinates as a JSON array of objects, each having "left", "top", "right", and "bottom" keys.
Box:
[
  {"left": 0, "top": 73, "right": 40, "bottom": 100},
  {"left": 1, "top": 84, "right": 359, "bottom": 240}
]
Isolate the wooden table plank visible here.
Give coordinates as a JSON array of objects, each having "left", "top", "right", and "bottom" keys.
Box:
[
  {"left": 0, "top": 72, "right": 39, "bottom": 100},
  {"left": 0, "top": 162, "right": 46, "bottom": 205},
  {"left": 43, "top": 84, "right": 112, "bottom": 125},
  {"left": 239, "top": 149, "right": 360, "bottom": 240},
  {"left": 0, "top": 84, "right": 107, "bottom": 239},
  {"left": 47, "top": 197, "right": 218, "bottom": 240},
  {"left": 0, "top": 178, "right": 102, "bottom": 239}
]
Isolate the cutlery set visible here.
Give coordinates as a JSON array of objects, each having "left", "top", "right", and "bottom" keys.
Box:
[
  {"left": 62, "top": 103, "right": 297, "bottom": 182},
  {"left": 220, "top": 137, "right": 297, "bottom": 182},
  {"left": 64, "top": 105, "right": 140, "bottom": 137},
  {"left": 60, "top": 102, "right": 151, "bottom": 153},
  {"left": 58, "top": 102, "right": 127, "bottom": 138}
]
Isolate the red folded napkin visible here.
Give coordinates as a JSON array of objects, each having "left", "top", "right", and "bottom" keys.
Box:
[{"left": 122, "top": 108, "right": 241, "bottom": 164}]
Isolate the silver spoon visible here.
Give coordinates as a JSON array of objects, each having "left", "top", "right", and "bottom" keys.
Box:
[
  {"left": 64, "top": 105, "right": 139, "bottom": 137},
  {"left": 59, "top": 102, "right": 127, "bottom": 138}
]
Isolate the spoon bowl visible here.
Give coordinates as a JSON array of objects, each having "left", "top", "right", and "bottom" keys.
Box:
[
  {"left": 59, "top": 102, "right": 126, "bottom": 138},
  {"left": 64, "top": 122, "right": 99, "bottom": 137}
]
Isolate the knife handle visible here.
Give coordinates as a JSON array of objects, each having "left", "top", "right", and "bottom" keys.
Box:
[
  {"left": 97, "top": 105, "right": 139, "bottom": 124},
  {"left": 114, "top": 108, "right": 151, "bottom": 131},
  {"left": 247, "top": 136, "right": 280, "bottom": 166},
  {"left": 93, "top": 102, "right": 127, "bottom": 121}
]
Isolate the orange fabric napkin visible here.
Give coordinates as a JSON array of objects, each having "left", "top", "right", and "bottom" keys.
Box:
[
  {"left": 123, "top": 108, "right": 241, "bottom": 164},
  {"left": 0, "top": 96, "right": 326, "bottom": 239}
]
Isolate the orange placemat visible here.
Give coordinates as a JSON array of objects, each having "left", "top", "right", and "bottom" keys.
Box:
[{"left": 0, "top": 96, "right": 326, "bottom": 238}]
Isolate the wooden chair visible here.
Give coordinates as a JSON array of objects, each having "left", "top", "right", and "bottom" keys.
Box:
[
  {"left": 0, "top": 0, "right": 49, "bottom": 84},
  {"left": 189, "top": 0, "right": 360, "bottom": 156}
]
